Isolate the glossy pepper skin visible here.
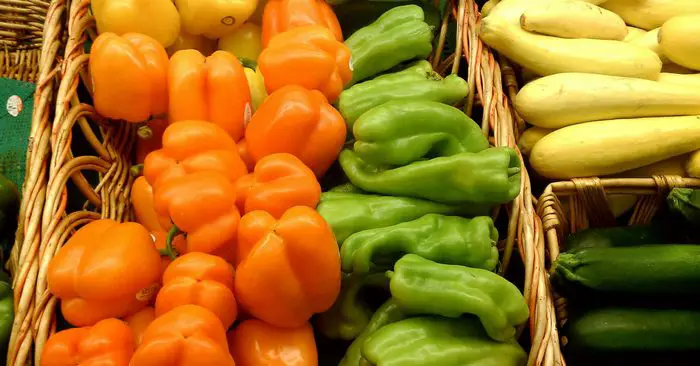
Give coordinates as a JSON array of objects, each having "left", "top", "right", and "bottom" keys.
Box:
[
  {"left": 90, "top": 33, "right": 168, "bottom": 123},
  {"left": 130, "top": 305, "right": 234, "bottom": 366},
  {"left": 135, "top": 119, "right": 168, "bottom": 164},
  {"left": 339, "top": 61, "right": 468, "bottom": 128},
  {"left": 389, "top": 254, "right": 529, "bottom": 341},
  {"left": 92, "top": 0, "right": 180, "bottom": 47},
  {"left": 131, "top": 176, "right": 164, "bottom": 233},
  {"left": 244, "top": 67, "right": 268, "bottom": 112},
  {"left": 345, "top": 5, "right": 432, "bottom": 85},
  {"left": 362, "top": 316, "right": 527, "bottom": 366},
  {"left": 47, "top": 220, "right": 162, "bottom": 326},
  {"left": 155, "top": 253, "right": 238, "bottom": 328},
  {"left": 219, "top": 23, "right": 263, "bottom": 62},
  {"left": 234, "top": 153, "right": 321, "bottom": 218},
  {"left": 316, "top": 273, "right": 389, "bottom": 340},
  {"left": 261, "top": 0, "right": 342, "bottom": 47},
  {"left": 169, "top": 50, "right": 252, "bottom": 141},
  {"left": 124, "top": 307, "right": 156, "bottom": 346},
  {"left": 339, "top": 299, "right": 405, "bottom": 366},
  {"left": 235, "top": 206, "right": 341, "bottom": 327},
  {"left": 167, "top": 30, "right": 217, "bottom": 56},
  {"left": 40, "top": 318, "right": 134, "bottom": 366},
  {"left": 245, "top": 85, "right": 346, "bottom": 177},
  {"left": 317, "top": 191, "right": 491, "bottom": 244},
  {"left": 259, "top": 25, "right": 352, "bottom": 102},
  {"left": 351, "top": 100, "right": 489, "bottom": 166},
  {"left": 175, "top": 0, "right": 257, "bottom": 39},
  {"left": 0, "top": 271, "right": 12, "bottom": 352},
  {"left": 340, "top": 148, "right": 521, "bottom": 205},
  {"left": 341, "top": 214, "right": 499, "bottom": 275},
  {"left": 229, "top": 319, "right": 318, "bottom": 366}
]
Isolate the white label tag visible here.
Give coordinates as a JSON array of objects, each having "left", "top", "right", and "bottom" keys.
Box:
[{"left": 6, "top": 95, "right": 22, "bottom": 117}]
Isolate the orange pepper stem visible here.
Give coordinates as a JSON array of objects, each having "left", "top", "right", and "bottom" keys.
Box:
[
  {"left": 137, "top": 124, "right": 154, "bottom": 140},
  {"left": 239, "top": 57, "right": 257, "bottom": 69},
  {"left": 161, "top": 224, "right": 181, "bottom": 260},
  {"left": 130, "top": 164, "right": 144, "bottom": 178}
]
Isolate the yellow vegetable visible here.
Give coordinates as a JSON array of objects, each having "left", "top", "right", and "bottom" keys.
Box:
[
  {"left": 244, "top": 67, "right": 267, "bottom": 112},
  {"left": 218, "top": 23, "right": 263, "bottom": 62},
  {"left": 661, "top": 63, "right": 695, "bottom": 74},
  {"left": 520, "top": 0, "right": 627, "bottom": 40},
  {"left": 518, "top": 127, "right": 553, "bottom": 155},
  {"left": 482, "top": 0, "right": 501, "bottom": 16},
  {"left": 613, "top": 154, "right": 689, "bottom": 178},
  {"left": 167, "top": 31, "right": 218, "bottom": 56},
  {"left": 623, "top": 26, "right": 646, "bottom": 42},
  {"left": 687, "top": 150, "right": 700, "bottom": 178},
  {"left": 601, "top": 0, "right": 700, "bottom": 30},
  {"left": 659, "top": 15, "right": 700, "bottom": 71},
  {"left": 249, "top": 0, "right": 268, "bottom": 25},
  {"left": 92, "top": 0, "right": 180, "bottom": 47},
  {"left": 515, "top": 73, "right": 700, "bottom": 128},
  {"left": 628, "top": 28, "right": 668, "bottom": 63},
  {"left": 479, "top": 16, "right": 662, "bottom": 80},
  {"left": 176, "top": 0, "right": 258, "bottom": 39},
  {"left": 529, "top": 115, "right": 700, "bottom": 179}
]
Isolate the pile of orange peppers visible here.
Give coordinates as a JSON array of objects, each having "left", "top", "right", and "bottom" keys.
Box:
[{"left": 42, "top": 0, "right": 352, "bottom": 364}]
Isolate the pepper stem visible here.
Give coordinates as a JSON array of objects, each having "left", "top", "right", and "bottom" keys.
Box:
[
  {"left": 130, "top": 164, "right": 144, "bottom": 178},
  {"left": 239, "top": 57, "right": 257, "bottom": 69},
  {"left": 160, "top": 225, "right": 181, "bottom": 260},
  {"left": 137, "top": 124, "right": 153, "bottom": 140}
]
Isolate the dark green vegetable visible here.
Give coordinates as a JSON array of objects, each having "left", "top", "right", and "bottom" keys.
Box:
[
  {"left": 339, "top": 299, "right": 406, "bottom": 366},
  {"left": 565, "top": 225, "right": 667, "bottom": 251},
  {"left": 566, "top": 308, "right": 700, "bottom": 351},
  {"left": 668, "top": 188, "right": 700, "bottom": 225},
  {"left": 553, "top": 245, "right": 700, "bottom": 294}
]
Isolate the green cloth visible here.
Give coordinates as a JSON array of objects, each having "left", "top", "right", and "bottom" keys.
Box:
[{"left": 0, "top": 78, "right": 34, "bottom": 194}]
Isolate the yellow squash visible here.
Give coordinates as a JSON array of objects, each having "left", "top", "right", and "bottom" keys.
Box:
[
  {"left": 659, "top": 15, "right": 700, "bottom": 71},
  {"left": 628, "top": 28, "right": 668, "bottom": 63},
  {"left": 520, "top": 0, "right": 627, "bottom": 40},
  {"left": 601, "top": 0, "right": 700, "bottom": 30},
  {"left": 623, "top": 26, "right": 646, "bottom": 42},
  {"left": 518, "top": 127, "right": 553, "bottom": 156},
  {"left": 515, "top": 73, "right": 700, "bottom": 128},
  {"left": 687, "top": 150, "right": 700, "bottom": 178},
  {"left": 529, "top": 116, "right": 700, "bottom": 179}
]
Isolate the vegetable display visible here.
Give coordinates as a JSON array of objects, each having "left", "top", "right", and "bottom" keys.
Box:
[{"left": 35, "top": 1, "right": 533, "bottom": 365}]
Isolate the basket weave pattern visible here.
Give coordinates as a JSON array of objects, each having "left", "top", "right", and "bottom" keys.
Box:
[
  {"left": 536, "top": 176, "right": 700, "bottom": 365},
  {"left": 0, "top": 0, "right": 51, "bottom": 82},
  {"left": 8, "top": 0, "right": 551, "bottom": 364}
]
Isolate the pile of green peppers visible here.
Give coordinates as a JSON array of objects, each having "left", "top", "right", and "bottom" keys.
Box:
[{"left": 315, "top": 5, "right": 528, "bottom": 366}]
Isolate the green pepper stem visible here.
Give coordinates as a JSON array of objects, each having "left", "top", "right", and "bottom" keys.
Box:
[
  {"left": 137, "top": 124, "right": 153, "bottom": 140},
  {"left": 385, "top": 271, "right": 394, "bottom": 279},
  {"left": 239, "top": 57, "right": 257, "bottom": 69},
  {"left": 130, "top": 164, "right": 144, "bottom": 178},
  {"left": 161, "top": 225, "right": 181, "bottom": 260}
]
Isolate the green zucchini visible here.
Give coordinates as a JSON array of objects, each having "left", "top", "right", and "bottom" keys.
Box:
[
  {"left": 553, "top": 245, "right": 700, "bottom": 294},
  {"left": 566, "top": 308, "right": 700, "bottom": 351},
  {"left": 565, "top": 225, "right": 667, "bottom": 251}
]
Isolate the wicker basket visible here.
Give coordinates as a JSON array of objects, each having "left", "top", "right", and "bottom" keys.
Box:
[
  {"left": 536, "top": 176, "right": 700, "bottom": 365},
  {"left": 0, "top": 0, "right": 53, "bottom": 82},
  {"left": 7, "top": 0, "right": 550, "bottom": 364}
]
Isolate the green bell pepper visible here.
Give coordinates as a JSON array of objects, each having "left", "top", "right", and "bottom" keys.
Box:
[
  {"left": 362, "top": 316, "right": 527, "bottom": 366},
  {"left": 317, "top": 192, "right": 491, "bottom": 244},
  {"left": 339, "top": 61, "right": 469, "bottom": 129},
  {"left": 340, "top": 298, "right": 406, "bottom": 366},
  {"left": 389, "top": 254, "right": 529, "bottom": 341},
  {"left": 350, "top": 100, "right": 489, "bottom": 166},
  {"left": 329, "top": 182, "right": 366, "bottom": 194},
  {"left": 0, "top": 271, "right": 13, "bottom": 351},
  {"left": 339, "top": 148, "right": 521, "bottom": 205},
  {"left": 341, "top": 214, "right": 499, "bottom": 274},
  {"left": 316, "top": 273, "right": 390, "bottom": 340},
  {"left": 345, "top": 5, "right": 433, "bottom": 85}
]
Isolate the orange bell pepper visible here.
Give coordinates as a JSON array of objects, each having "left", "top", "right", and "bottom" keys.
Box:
[
  {"left": 169, "top": 50, "right": 252, "bottom": 141},
  {"left": 143, "top": 120, "right": 248, "bottom": 193},
  {"left": 238, "top": 139, "right": 256, "bottom": 172},
  {"left": 135, "top": 119, "right": 168, "bottom": 164},
  {"left": 132, "top": 176, "right": 166, "bottom": 233},
  {"left": 234, "top": 153, "right": 321, "bottom": 219},
  {"left": 245, "top": 85, "right": 346, "bottom": 177},
  {"left": 40, "top": 318, "right": 134, "bottom": 366},
  {"left": 155, "top": 252, "right": 238, "bottom": 328},
  {"left": 261, "top": 0, "right": 342, "bottom": 47},
  {"left": 47, "top": 220, "right": 162, "bottom": 326},
  {"left": 236, "top": 208, "right": 276, "bottom": 267},
  {"left": 152, "top": 171, "right": 241, "bottom": 258},
  {"left": 235, "top": 206, "right": 341, "bottom": 327},
  {"left": 130, "top": 304, "right": 234, "bottom": 366},
  {"left": 124, "top": 307, "right": 156, "bottom": 346},
  {"left": 90, "top": 32, "right": 168, "bottom": 123},
  {"left": 228, "top": 319, "right": 318, "bottom": 366},
  {"left": 259, "top": 26, "right": 351, "bottom": 102}
]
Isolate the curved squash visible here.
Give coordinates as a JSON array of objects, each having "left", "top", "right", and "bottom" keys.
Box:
[
  {"left": 659, "top": 15, "right": 700, "bottom": 71},
  {"left": 520, "top": 1, "right": 627, "bottom": 40},
  {"left": 601, "top": 0, "right": 700, "bottom": 30}
]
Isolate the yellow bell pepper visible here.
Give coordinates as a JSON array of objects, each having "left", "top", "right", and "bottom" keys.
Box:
[
  {"left": 176, "top": 0, "right": 259, "bottom": 39},
  {"left": 218, "top": 23, "right": 262, "bottom": 62},
  {"left": 92, "top": 0, "right": 180, "bottom": 48},
  {"left": 167, "top": 30, "right": 218, "bottom": 56},
  {"left": 244, "top": 66, "right": 267, "bottom": 111}
]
